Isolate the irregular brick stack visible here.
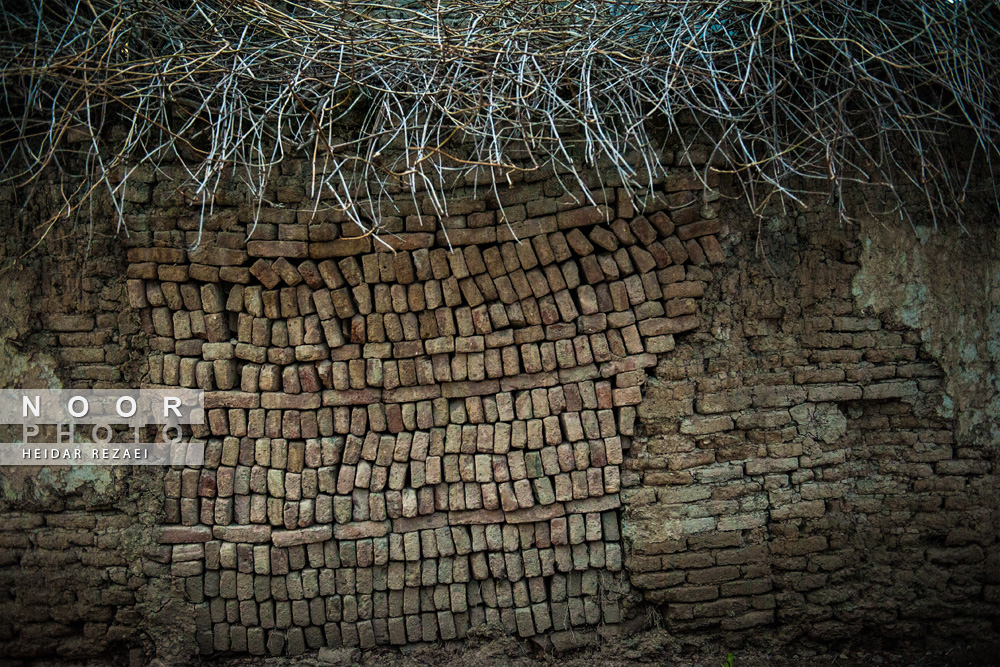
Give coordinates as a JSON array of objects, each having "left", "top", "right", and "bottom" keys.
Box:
[{"left": 125, "top": 170, "right": 725, "bottom": 654}]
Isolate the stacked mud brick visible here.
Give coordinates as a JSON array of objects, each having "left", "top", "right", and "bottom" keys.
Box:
[
  {"left": 621, "top": 211, "right": 998, "bottom": 640},
  {"left": 0, "top": 510, "right": 140, "bottom": 659},
  {"left": 124, "top": 167, "right": 725, "bottom": 654}
]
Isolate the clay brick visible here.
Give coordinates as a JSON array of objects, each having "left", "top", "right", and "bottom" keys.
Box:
[
  {"left": 322, "top": 389, "right": 382, "bottom": 406},
  {"left": 67, "top": 152, "right": 984, "bottom": 654},
  {"left": 630, "top": 247, "right": 658, "bottom": 275},
  {"left": 565, "top": 494, "right": 620, "bottom": 514},
  {"left": 333, "top": 520, "right": 391, "bottom": 540},
  {"left": 506, "top": 503, "right": 566, "bottom": 524},
  {"left": 248, "top": 240, "right": 309, "bottom": 258},
  {"left": 565, "top": 229, "right": 594, "bottom": 256},
  {"left": 128, "top": 262, "right": 158, "bottom": 281},
  {"left": 662, "top": 236, "right": 688, "bottom": 264},
  {"left": 159, "top": 265, "right": 189, "bottom": 283},
  {"left": 680, "top": 415, "right": 734, "bottom": 435},
  {"left": 556, "top": 205, "right": 612, "bottom": 230},
  {"left": 376, "top": 233, "right": 435, "bottom": 251},
  {"left": 862, "top": 380, "right": 918, "bottom": 400},
  {"left": 189, "top": 263, "right": 221, "bottom": 282},
  {"left": 637, "top": 316, "right": 699, "bottom": 336},
  {"left": 448, "top": 509, "right": 506, "bottom": 525},
  {"left": 158, "top": 526, "right": 212, "bottom": 543},
  {"left": 441, "top": 380, "right": 500, "bottom": 398},
  {"left": 268, "top": 257, "right": 302, "bottom": 287},
  {"left": 589, "top": 226, "right": 619, "bottom": 252},
  {"left": 250, "top": 260, "right": 282, "bottom": 289},
  {"left": 189, "top": 246, "right": 248, "bottom": 266},
  {"left": 700, "top": 235, "right": 725, "bottom": 264},
  {"left": 126, "top": 280, "right": 149, "bottom": 308},
  {"left": 497, "top": 217, "right": 557, "bottom": 243},
  {"left": 437, "top": 228, "right": 496, "bottom": 246},
  {"left": 214, "top": 525, "right": 272, "bottom": 543},
  {"left": 261, "top": 393, "right": 321, "bottom": 410},
  {"left": 612, "top": 386, "right": 642, "bottom": 406},
  {"left": 204, "top": 391, "right": 260, "bottom": 409},
  {"left": 629, "top": 216, "right": 658, "bottom": 245},
  {"left": 570, "top": 258, "right": 598, "bottom": 288},
  {"left": 272, "top": 525, "right": 333, "bottom": 547},
  {"left": 310, "top": 236, "right": 372, "bottom": 258},
  {"left": 677, "top": 219, "right": 722, "bottom": 241},
  {"left": 645, "top": 211, "right": 673, "bottom": 237},
  {"left": 383, "top": 385, "right": 442, "bottom": 403},
  {"left": 685, "top": 238, "right": 706, "bottom": 264},
  {"left": 292, "top": 260, "right": 323, "bottom": 289}
]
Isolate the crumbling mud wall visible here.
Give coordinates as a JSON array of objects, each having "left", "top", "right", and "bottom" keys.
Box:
[
  {"left": 0, "top": 194, "right": 195, "bottom": 663},
  {"left": 625, "top": 198, "right": 1000, "bottom": 641},
  {"left": 0, "top": 156, "right": 996, "bottom": 663}
]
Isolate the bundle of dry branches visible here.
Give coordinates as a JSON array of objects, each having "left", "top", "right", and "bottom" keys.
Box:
[{"left": 2, "top": 0, "right": 998, "bottom": 246}]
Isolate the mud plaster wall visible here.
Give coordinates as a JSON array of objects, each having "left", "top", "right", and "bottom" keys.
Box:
[
  {"left": 626, "top": 200, "right": 999, "bottom": 640},
  {"left": 0, "top": 157, "right": 996, "bottom": 663}
]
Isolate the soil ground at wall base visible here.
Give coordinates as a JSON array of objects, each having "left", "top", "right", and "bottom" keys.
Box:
[{"left": 8, "top": 631, "right": 999, "bottom": 667}]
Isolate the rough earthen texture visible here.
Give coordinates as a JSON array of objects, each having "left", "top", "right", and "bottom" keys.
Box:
[
  {"left": 0, "top": 215, "right": 191, "bottom": 663},
  {"left": 0, "top": 157, "right": 996, "bottom": 663},
  {"left": 625, "top": 203, "right": 999, "bottom": 641},
  {"left": 121, "top": 160, "right": 725, "bottom": 658}
]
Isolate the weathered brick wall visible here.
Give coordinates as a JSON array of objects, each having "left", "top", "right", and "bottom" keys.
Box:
[
  {"left": 119, "top": 158, "right": 727, "bottom": 657},
  {"left": 0, "top": 215, "right": 163, "bottom": 661},
  {"left": 625, "top": 203, "right": 999, "bottom": 640},
  {"left": 0, "top": 154, "right": 996, "bottom": 663},
  {"left": 0, "top": 509, "right": 148, "bottom": 659}
]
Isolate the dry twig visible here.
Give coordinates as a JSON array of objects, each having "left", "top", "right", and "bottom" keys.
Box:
[{"left": 1, "top": 0, "right": 998, "bottom": 245}]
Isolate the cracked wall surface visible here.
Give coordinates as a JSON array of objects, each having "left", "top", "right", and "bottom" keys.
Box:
[
  {"left": 623, "top": 199, "right": 999, "bottom": 640},
  {"left": 0, "top": 159, "right": 997, "bottom": 662}
]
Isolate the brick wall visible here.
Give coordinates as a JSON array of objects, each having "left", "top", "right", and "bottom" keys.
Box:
[
  {"left": 624, "top": 204, "right": 998, "bottom": 640},
  {"left": 120, "top": 158, "right": 727, "bottom": 657},
  {"left": 0, "top": 154, "right": 996, "bottom": 662},
  {"left": 0, "top": 217, "right": 160, "bottom": 661}
]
